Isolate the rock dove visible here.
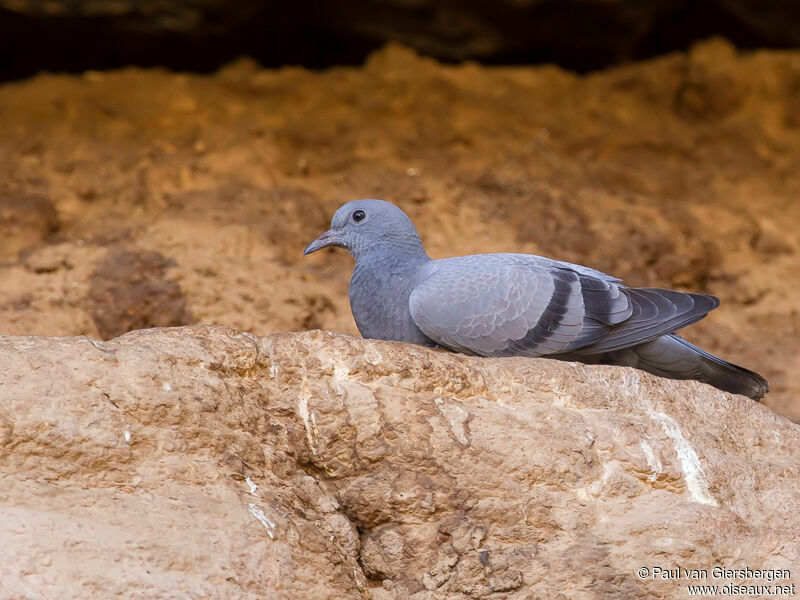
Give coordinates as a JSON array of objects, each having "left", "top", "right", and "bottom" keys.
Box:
[{"left": 305, "top": 199, "right": 768, "bottom": 400}]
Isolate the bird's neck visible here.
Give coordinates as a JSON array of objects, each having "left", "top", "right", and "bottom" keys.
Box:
[
  {"left": 352, "top": 250, "right": 430, "bottom": 286},
  {"left": 351, "top": 233, "right": 430, "bottom": 268}
]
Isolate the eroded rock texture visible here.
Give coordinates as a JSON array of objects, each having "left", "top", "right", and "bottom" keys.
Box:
[{"left": 1, "top": 326, "right": 797, "bottom": 598}]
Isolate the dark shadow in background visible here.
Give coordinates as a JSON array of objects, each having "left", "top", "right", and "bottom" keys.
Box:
[{"left": 0, "top": 0, "right": 798, "bottom": 80}]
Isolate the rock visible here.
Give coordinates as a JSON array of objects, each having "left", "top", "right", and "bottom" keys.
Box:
[
  {"left": 23, "top": 241, "right": 74, "bottom": 272},
  {"left": 88, "top": 248, "right": 194, "bottom": 339},
  {"left": 752, "top": 219, "right": 796, "bottom": 255},
  {"left": 675, "top": 38, "right": 747, "bottom": 119},
  {"left": 0, "top": 194, "right": 59, "bottom": 260},
  {"left": 0, "top": 326, "right": 797, "bottom": 598}
]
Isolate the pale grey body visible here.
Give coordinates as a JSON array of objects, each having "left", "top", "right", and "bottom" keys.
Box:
[{"left": 305, "top": 199, "right": 768, "bottom": 400}]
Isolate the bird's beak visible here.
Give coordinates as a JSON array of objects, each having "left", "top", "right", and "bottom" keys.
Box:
[{"left": 304, "top": 229, "right": 345, "bottom": 256}]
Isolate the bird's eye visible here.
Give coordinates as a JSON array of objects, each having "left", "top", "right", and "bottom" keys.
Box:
[{"left": 352, "top": 209, "right": 366, "bottom": 223}]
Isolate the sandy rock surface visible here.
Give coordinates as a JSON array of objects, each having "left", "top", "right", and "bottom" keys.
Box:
[
  {"left": 0, "top": 39, "right": 798, "bottom": 421},
  {"left": 0, "top": 326, "right": 798, "bottom": 599}
]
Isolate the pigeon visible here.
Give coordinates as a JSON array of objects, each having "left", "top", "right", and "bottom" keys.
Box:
[{"left": 304, "top": 199, "right": 768, "bottom": 400}]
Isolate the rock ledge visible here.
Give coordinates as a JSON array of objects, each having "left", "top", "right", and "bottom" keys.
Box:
[{"left": 0, "top": 326, "right": 797, "bottom": 599}]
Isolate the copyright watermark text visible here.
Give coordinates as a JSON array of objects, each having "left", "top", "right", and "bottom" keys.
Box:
[{"left": 636, "top": 566, "right": 795, "bottom": 596}]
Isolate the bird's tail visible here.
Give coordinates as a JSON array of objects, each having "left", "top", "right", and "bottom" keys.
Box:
[{"left": 604, "top": 334, "right": 769, "bottom": 401}]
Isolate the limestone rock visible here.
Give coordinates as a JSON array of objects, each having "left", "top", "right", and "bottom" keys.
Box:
[{"left": 0, "top": 326, "right": 797, "bottom": 598}]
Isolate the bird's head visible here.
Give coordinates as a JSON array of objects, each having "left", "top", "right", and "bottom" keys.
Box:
[{"left": 304, "top": 199, "right": 426, "bottom": 261}]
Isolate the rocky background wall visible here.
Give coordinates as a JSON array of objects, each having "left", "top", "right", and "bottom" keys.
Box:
[{"left": 1, "top": 38, "right": 798, "bottom": 421}]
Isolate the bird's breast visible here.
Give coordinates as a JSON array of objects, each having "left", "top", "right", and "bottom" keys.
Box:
[{"left": 349, "top": 263, "right": 432, "bottom": 345}]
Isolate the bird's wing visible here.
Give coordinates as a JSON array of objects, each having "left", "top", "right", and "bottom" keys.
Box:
[
  {"left": 566, "top": 286, "right": 718, "bottom": 355},
  {"left": 408, "top": 256, "right": 719, "bottom": 357}
]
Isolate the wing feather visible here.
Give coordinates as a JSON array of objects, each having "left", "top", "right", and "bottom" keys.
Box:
[
  {"left": 568, "top": 289, "right": 719, "bottom": 355},
  {"left": 409, "top": 258, "right": 585, "bottom": 356},
  {"left": 407, "top": 254, "right": 720, "bottom": 359}
]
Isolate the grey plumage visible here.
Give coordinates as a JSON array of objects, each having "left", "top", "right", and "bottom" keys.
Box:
[{"left": 304, "top": 199, "right": 768, "bottom": 400}]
